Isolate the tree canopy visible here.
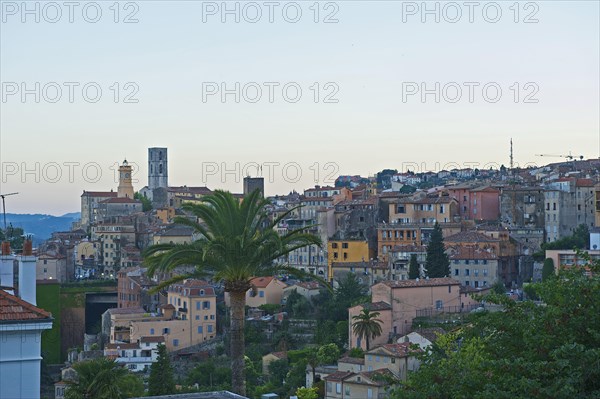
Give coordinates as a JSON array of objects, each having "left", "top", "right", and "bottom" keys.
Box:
[{"left": 395, "top": 251, "right": 600, "bottom": 399}]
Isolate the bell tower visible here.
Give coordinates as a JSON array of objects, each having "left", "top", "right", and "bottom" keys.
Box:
[
  {"left": 117, "top": 159, "right": 134, "bottom": 198},
  {"left": 148, "top": 147, "right": 168, "bottom": 190}
]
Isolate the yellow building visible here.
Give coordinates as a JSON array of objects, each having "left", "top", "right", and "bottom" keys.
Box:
[
  {"left": 327, "top": 240, "right": 372, "bottom": 281},
  {"left": 129, "top": 280, "right": 217, "bottom": 351}
]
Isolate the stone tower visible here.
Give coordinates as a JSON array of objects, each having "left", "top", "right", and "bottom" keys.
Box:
[
  {"left": 117, "top": 159, "right": 134, "bottom": 198},
  {"left": 148, "top": 148, "right": 168, "bottom": 190}
]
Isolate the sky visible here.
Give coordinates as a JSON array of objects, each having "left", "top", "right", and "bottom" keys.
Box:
[{"left": 1, "top": 0, "right": 599, "bottom": 215}]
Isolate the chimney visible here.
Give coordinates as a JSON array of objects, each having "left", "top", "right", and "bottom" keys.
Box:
[
  {"left": 18, "top": 240, "right": 37, "bottom": 305},
  {"left": 0, "top": 241, "right": 15, "bottom": 295}
]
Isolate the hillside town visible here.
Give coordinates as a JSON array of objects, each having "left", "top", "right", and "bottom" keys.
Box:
[{"left": 1, "top": 146, "right": 600, "bottom": 399}]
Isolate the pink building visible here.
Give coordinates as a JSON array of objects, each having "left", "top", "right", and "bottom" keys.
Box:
[
  {"left": 349, "top": 278, "right": 462, "bottom": 350},
  {"left": 446, "top": 184, "right": 500, "bottom": 221}
]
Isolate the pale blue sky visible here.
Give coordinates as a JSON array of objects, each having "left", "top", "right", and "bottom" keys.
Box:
[{"left": 1, "top": 1, "right": 599, "bottom": 214}]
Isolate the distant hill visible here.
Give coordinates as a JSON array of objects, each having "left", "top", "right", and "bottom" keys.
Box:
[{"left": 3, "top": 213, "right": 81, "bottom": 243}]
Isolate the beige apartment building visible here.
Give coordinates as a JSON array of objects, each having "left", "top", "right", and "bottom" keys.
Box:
[{"left": 107, "top": 280, "right": 217, "bottom": 351}]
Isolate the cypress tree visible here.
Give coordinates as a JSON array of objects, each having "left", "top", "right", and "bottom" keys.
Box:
[
  {"left": 425, "top": 223, "right": 450, "bottom": 278},
  {"left": 408, "top": 254, "right": 420, "bottom": 279},
  {"left": 148, "top": 344, "right": 175, "bottom": 396}
]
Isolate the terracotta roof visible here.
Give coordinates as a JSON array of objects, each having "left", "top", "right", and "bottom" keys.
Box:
[
  {"left": 449, "top": 247, "right": 498, "bottom": 260},
  {"left": 379, "top": 277, "right": 459, "bottom": 289},
  {"left": 250, "top": 276, "right": 276, "bottom": 288},
  {"left": 445, "top": 231, "right": 498, "bottom": 243},
  {"left": 168, "top": 280, "right": 215, "bottom": 297},
  {"left": 391, "top": 245, "right": 427, "bottom": 253},
  {"left": 161, "top": 304, "right": 176, "bottom": 310},
  {"left": 156, "top": 225, "right": 195, "bottom": 237},
  {"left": 576, "top": 178, "right": 595, "bottom": 187},
  {"left": 0, "top": 290, "right": 53, "bottom": 322},
  {"left": 140, "top": 336, "right": 165, "bottom": 343},
  {"left": 368, "top": 342, "right": 419, "bottom": 357},
  {"left": 396, "top": 196, "right": 455, "bottom": 204},
  {"left": 82, "top": 191, "right": 117, "bottom": 198},
  {"left": 293, "top": 281, "right": 321, "bottom": 290},
  {"left": 339, "top": 357, "right": 365, "bottom": 365},
  {"left": 324, "top": 371, "right": 355, "bottom": 382}
]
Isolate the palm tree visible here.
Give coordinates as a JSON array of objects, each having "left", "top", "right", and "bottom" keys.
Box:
[
  {"left": 351, "top": 307, "right": 383, "bottom": 351},
  {"left": 143, "top": 189, "right": 321, "bottom": 395},
  {"left": 65, "top": 357, "right": 143, "bottom": 399}
]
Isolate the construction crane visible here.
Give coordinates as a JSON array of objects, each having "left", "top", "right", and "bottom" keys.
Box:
[
  {"left": 0, "top": 192, "right": 19, "bottom": 232},
  {"left": 535, "top": 153, "right": 584, "bottom": 161}
]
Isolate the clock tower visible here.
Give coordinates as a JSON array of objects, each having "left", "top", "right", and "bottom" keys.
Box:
[{"left": 117, "top": 159, "right": 135, "bottom": 198}]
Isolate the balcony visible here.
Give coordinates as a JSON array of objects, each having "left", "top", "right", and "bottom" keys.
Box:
[{"left": 178, "top": 307, "right": 187, "bottom": 313}]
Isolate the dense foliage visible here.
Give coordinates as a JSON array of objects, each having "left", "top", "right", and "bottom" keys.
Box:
[
  {"left": 395, "top": 252, "right": 600, "bottom": 399},
  {"left": 64, "top": 358, "right": 143, "bottom": 399}
]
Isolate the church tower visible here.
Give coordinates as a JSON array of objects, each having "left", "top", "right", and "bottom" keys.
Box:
[
  {"left": 117, "top": 159, "right": 134, "bottom": 198},
  {"left": 148, "top": 148, "right": 168, "bottom": 190}
]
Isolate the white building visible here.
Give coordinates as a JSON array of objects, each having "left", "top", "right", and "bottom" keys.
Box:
[
  {"left": 1, "top": 241, "right": 54, "bottom": 399},
  {"left": 0, "top": 291, "right": 53, "bottom": 399},
  {"left": 104, "top": 336, "right": 164, "bottom": 372}
]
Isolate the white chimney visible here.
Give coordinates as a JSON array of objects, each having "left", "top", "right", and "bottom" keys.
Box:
[
  {"left": 0, "top": 241, "right": 15, "bottom": 295},
  {"left": 18, "top": 240, "right": 37, "bottom": 305}
]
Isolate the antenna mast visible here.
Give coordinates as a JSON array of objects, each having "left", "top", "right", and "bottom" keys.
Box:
[{"left": 510, "top": 138, "right": 514, "bottom": 170}]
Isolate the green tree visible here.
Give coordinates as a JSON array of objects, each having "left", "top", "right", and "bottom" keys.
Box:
[
  {"left": 408, "top": 254, "right": 420, "bottom": 279},
  {"left": 65, "top": 358, "right": 143, "bottom": 399},
  {"left": 296, "top": 386, "right": 319, "bottom": 399},
  {"left": 395, "top": 251, "right": 600, "bottom": 398},
  {"left": 351, "top": 307, "right": 383, "bottom": 350},
  {"left": 425, "top": 223, "right": 450, "bottom": 278},
  {"left": 134, "top": 192, "right": 152, "bottom": 212},
  {"left": 0, "top": 224, "right": 24, "bottom": 250},
  {"left": 542, "top": 258, "right": 555, "bottom": 281},
  {"left": 148, "top": 344, "right": 175, "bottom": 396},
  {"left": 306, "top": 344, "right": 341, "bottom": 383},
  {"left": 143, "top": 189, "right": 321, "bottom": 396}
]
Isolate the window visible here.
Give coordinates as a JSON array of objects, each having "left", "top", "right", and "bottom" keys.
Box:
[
  {"left": 327, "top": 382, "right": 332, "bottom": 393},
  {"left": 343, "top": 252, "right": 348, "bottom": 260},
  {"left": 210, "top": 315, "right": 215, "bottom": 320},
  {"left": 435, "top": 300, "right": 443, "bottom": 309},
  {"left": 448, "top": 285, "right": 452, "bottom": 293},
  {"left": 368, "top": 388, "right": 373, "bottom": 398},
  {"left": 196, "top": 315, "right": 200, "bottom": 320},
  {"left": 465, "top": 269, "right": 470, "bottom": 276},
  {"left": 203, "top": 301, "right": 210, "bottom": 309},
  {"left": 150, "top": 328, "right": 155, "bottom": 335},
  {"left": 345, "top": 386, "right": 350, "bottom": 396},
  {"left": 332, "top": 243, "right": 338, "bottom": 249},
  {"left": 173, "top": 339, "right": 179, "bottom": 347},
  {"left": 342, "top": 242, "right": 349, "bottom": 249},
  {"left": 259, "top": 291, "right": 265, "bottom": 298},
  {"left": 336, "top": 383, "right": 342, "bottom": 394},
  {"left": 334, "top": 253, "right": 338, "bottom": 259},
  {"left": 454, "top": 269, "right": 459, "bottom": 276},
  {"left": 376, "top": 356, "right": 380, "bottom": 362},
  {"left": 198, "top": 326, "right": 203, "bottom": 334},
  {"left": 208, "top": 325, "right": 213, "bottom": 333},
  {"left": 196, "top": 301, "right": 201, "bottom": 310},
  {"left": 163, "top": 328, "right": 170, "bottom": 334}
]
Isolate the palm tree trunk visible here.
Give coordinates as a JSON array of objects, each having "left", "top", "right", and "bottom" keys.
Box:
[
  {"left": 366, "top": 336, "right": 370, "bottom": 351},
  {"left": 229, "top": 290, "right": 247, "bottom": 396}
]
